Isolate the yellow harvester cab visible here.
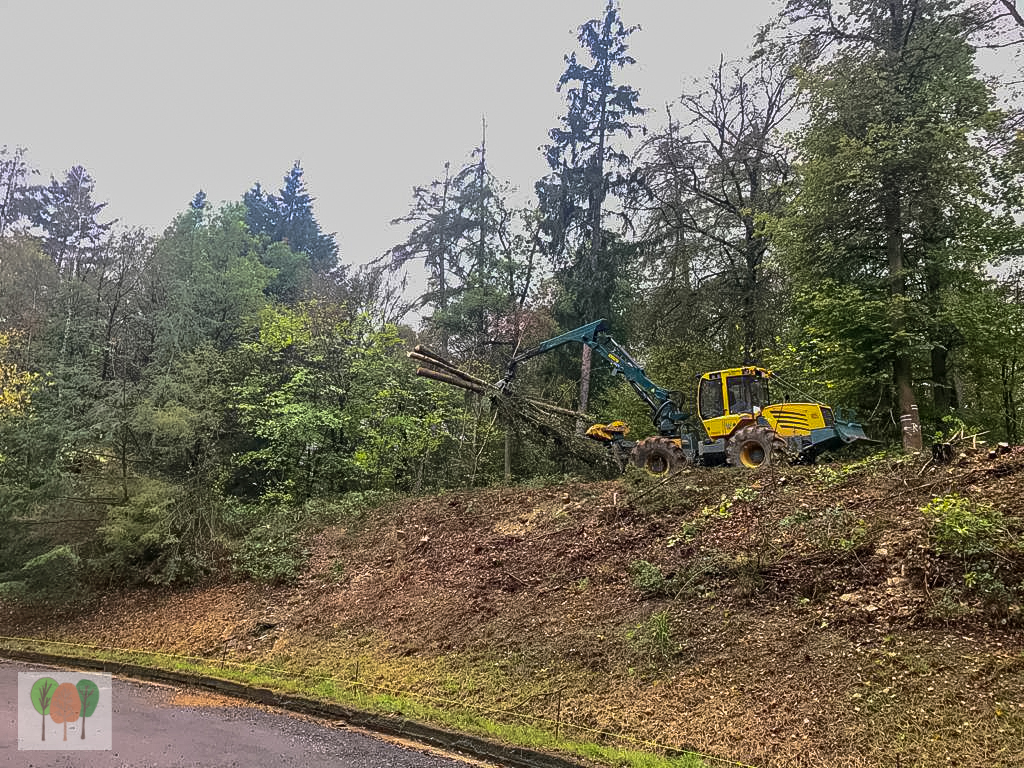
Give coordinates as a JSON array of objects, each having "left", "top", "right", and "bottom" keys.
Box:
[{"left": 697, "top": 367, "right": 836, "bottom": 441}]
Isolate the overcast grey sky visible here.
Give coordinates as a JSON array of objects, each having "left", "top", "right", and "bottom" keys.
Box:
[{"left": 3, "top": 1, "right": 779, "bottom": 264}]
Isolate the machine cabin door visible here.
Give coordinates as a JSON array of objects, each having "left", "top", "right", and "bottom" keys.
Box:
[
  {"left": 698, "top": 369, "right": 770, "bottom": 440},
  {"left": 697, "top": 374, "right": 726, "bottom": 439}
]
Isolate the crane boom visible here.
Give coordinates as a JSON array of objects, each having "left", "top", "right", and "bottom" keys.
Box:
[{"left": 499, "top": 319, "right": 689, "bottom": 433}]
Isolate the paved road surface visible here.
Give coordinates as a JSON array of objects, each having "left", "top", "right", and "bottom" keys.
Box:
[{"left": 1, "top": 660, "right": 480, "bottom": 767}]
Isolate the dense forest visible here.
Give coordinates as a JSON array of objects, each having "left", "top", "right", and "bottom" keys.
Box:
[{"left": 1, "top": 0, "right": 1022, "bottom": 595}]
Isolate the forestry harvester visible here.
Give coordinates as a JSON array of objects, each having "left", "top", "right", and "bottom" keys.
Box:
[{"left": 414, "top": 319, "right": 870, "bottom": 475}]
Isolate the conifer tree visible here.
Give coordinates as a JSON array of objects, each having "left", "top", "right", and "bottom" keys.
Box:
[
  {"left": 243, "top": 162, "right": 339, "bottom": 273},
  {"left": 537, "top": 0, "right": 645, "bottom": 414},
  {"left": 0, "top": 145, "right": 34, "bottom": 238},
  {"left": 28, "top": 166, "right": 114, "bottom": 278}
]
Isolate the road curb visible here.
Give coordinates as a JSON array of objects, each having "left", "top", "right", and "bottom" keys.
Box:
[{"left": 2, "top": 648, "right": 587, "bottom": 768}]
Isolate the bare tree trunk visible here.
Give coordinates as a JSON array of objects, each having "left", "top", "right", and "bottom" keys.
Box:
[
  {"left": 438, "top": 161, "right": 451, "bottom": 355},
  {"left": 931, "top": 345, "right": 957, "bottom": 413},
  {"left": 896, "top": 357, "right": 923, "bottom": 451},
  {"left": 577, "top": 56, "right": 610, "bottom": 430},
  {"left": 1003, "top": 357, "right": 1019, "bottom": 444},
  {"left": 884, "top": 176, "right": 922, "bottom": 452},
  {"left": 504, "top": 428, "right": 512, "bottom": 481},
  {"left": 577, "top": 344, "right": 593, "bottom": 435}
]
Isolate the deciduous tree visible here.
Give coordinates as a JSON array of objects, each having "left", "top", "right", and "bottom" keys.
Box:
[
  {"left": 776, "top": 0, "right": 1014, "bottom": 448},
  {"left": 631, "top": 51, "right": 797, "bottom": 366}
]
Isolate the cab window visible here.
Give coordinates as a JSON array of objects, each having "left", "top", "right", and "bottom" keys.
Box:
[
  {"left": 726, "top": 375, "right": 768, "bottom": 414},
  {"left": 698, "top": 378, "right": 725, "bottom": 419}
]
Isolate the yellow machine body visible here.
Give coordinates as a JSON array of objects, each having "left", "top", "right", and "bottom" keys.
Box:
[{"left": 697, "top": 367, "right": 833, "bottom": 441}]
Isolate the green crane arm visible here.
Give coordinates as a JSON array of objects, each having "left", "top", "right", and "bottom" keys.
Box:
[{"left": 499, "top": 319, "right": 689, "bottom": 433}]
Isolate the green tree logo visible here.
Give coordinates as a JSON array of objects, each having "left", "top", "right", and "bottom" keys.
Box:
[
  {"left": 76, "top": 679, "right": 100, "bottom": 739},
  {"left": 29, "top": 677, "right": 58, "bottom": 741}
]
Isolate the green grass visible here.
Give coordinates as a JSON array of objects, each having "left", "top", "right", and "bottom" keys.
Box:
[{"left": 0, "top": 636, "right": 710, "bottom": 768}]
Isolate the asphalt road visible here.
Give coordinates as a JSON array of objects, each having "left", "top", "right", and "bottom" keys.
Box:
[{"left": 0, "top": 660, "right": 480, "bottom": 767}]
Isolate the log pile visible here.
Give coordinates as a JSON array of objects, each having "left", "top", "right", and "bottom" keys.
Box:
[{"left": 408, "top": 345, "right": 614, "bottom": 467}]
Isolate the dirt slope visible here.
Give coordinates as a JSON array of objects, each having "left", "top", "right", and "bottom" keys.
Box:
[{"left": 5, "top": 451, "right": 1024, "bottom": 768}]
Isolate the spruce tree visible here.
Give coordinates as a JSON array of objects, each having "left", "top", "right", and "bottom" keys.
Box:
[
  {"left": 243, "top": 162, "right": 339, "bottom": 273},
  {"left": 537, "top": 0, "right": 645, "bottom": 415}
]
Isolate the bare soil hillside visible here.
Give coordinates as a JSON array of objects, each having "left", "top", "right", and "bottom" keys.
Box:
[{"left": 5, "top": 451, "right": 1024, "bottom": 768}]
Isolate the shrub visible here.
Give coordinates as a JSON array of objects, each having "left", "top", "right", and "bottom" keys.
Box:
[
  {"left": 232, "top": 526, "right": 307, "bottom": 584},
  {"left": 780, "top": 504, "right": 867, "bottom": 554},
  {"left": 629, "top": 559, "right": 668, "bottom": 596},
  {"left": 923, "top": 494, "right": 1004, "bottom": 559},
  {"left": 923, "top": 494, "right": 1018, "bottom": 620},
  {"left": 226, "top": 498, "right": 309, "bottom": 584},
  {"left": 93, "top": 477, "right": 213, "bottom": 586},
  {"left": 1, "top": 546, "right": 85, "bottom": 605},
  {"left": 306, "top": 489, "right": 398, "bottom": 526}
]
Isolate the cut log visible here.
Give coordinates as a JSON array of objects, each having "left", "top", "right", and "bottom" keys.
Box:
[{"left": 415, "top": 367, "right": 484, "bottom": 394}]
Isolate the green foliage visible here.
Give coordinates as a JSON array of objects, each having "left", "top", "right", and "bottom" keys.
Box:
[
  {"left": 629, "top": 51, "right": 795, "bottom": 365},
  {"left": 923, "top": 494, "right": 1005, "bottom": 559},
  {"left": 0, "top": 580, "right": 28, "bottom": 600},
  {"left": 232, "top": 527, "right": 307, "bottom": 584},
  {"left": 226, "top": 498, "right": 309, "bottom": 584},
  {"left": 152, "top": 203, "right": 272, "bottom": 362},
  {"left": 233, "top": 305, "right": 458, "bottom": 497},
  {"left": 244, "top": 162, "right": 339, "bottom": 273},
  {"left": 923, "top": 494, "right": 1019, "bottom": 617},
  {"left": 94, "top": 494, "right": 174, "bottom": 582},
  {"left": 2, "top": 545, "right": 85, "bottom": 605},
  {"left": 626, "top": 609, "right": 676, "bottom": 664},
  {"left": 780, "top": 504, "right": 868, "bottom": 554},
  {"left": 962, "top": 563, "right": 1012, "bottom": 606},
  {"left": 328, "top": 558, "right": 347, "bottom": 584},
  {"left": 774, "top": 0, "right": 1022, "bottom": 440},
  {"left": 629, "top": 559, "right": 668, "bottom": 597},
  {"left": 260, "top": 241, "right": 312, "bottom": 303},
  {"left": 539, "top": 2, "right": 644, "bottom": 328},
  {"left": 305, "top": 490, "right": 398, "bottom": 526}
]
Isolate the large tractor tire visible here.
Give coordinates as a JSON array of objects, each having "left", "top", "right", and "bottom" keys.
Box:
[
  {"left": 726, "top": 425, "right": 788, "bottom": 469},
  {"left": 630, "top": 437, "right": 688, "bottom": 476}
]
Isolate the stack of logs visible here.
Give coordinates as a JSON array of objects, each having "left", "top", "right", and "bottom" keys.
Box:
[
  {"left": 408, "top": 345, "right": 489, "bottom": 396},
  {"left": 409, "top": 344, "right": 591, "bottom": 424},
  {"left": 408, "top": 345, "right": 612, "bottom": 466}
]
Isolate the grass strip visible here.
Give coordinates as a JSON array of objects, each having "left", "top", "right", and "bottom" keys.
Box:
[{"left": 0, "top": 636, "right": 723, "bottom": 768}]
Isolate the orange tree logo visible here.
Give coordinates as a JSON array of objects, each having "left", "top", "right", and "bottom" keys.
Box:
[{"left": 19, "top": 671, "right": 111, "bottom": 750}]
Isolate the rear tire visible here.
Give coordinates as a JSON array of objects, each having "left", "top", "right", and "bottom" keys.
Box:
[
  {"left": 630, "top": 437, "right": 688, "bottom": 476},
  {"left": 726, "top": 425, "right": 787, "bottom": 469}
]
